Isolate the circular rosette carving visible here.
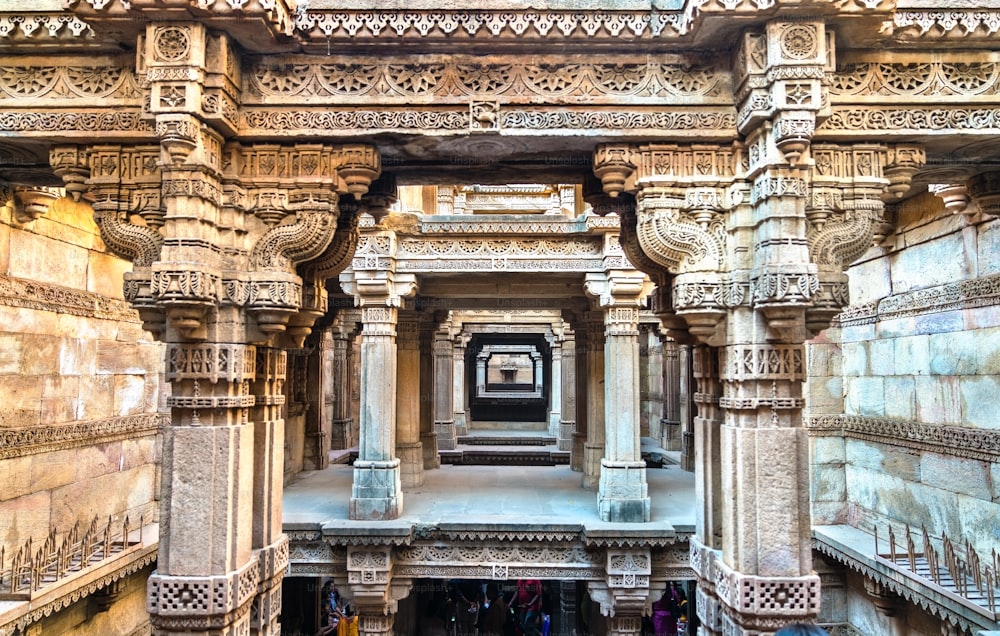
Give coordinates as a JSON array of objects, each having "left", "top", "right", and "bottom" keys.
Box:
[
  {"left": 455, "top": 64, "right": 514, "bottom": 94},
  {"left": 780, "top": 24, "right": 818, "bottom": 61},
  {"left": 385, "top": 64, "right": 445, "bottom": 95},
  {"left": 0, "top": 67, "right": 58, "bottom": 97},
  {"left": 153, "top": 26, "right": 191, "bottom": 62},
  {"left": 879, "top": 63, "right": 933, "bottom": 94},
  {"left": 592, "top": 64, "right": 647, "bottom": 94},
  {"left": 318, "top": 64, "right": 380, "bottom": 94}
]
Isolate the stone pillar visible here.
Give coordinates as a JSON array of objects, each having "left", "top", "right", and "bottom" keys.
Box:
[
  {"left": 548, "top": 336, "right": 563, "bottom": 436},
  {"left": 396, "top": 310, "right": 424, "bottom": 487},
  {"left": 532, "top": 350, "right": 544, "bottom": 394},
  {"left": 340, "top": 221, "right": 417, "bottom": 519},
  {"left": 661, "top": 338, "right": 681, "bottom": 452},
  {"left": 558, "top": 330, "right": 576, "bottom": 452},
  {"left": 434, "top": 322, "right": 457, "bottom": 450},
  {"left": 330, "top": 312, "right": 359, "bottom": 450},
  {"left": 349, "top": 301, "right": 404, "bottom": 519},
  {"left": 679, "top": 344, "right": 695, "bottom": 472},
  {"left": 598, "top": 304, "right": 649, "bottom": 522},
  {"left": 452, "top": 331, "right": 469, "bottom": 436},
  {"left": 559, "top": 580, "right": 578, "bottom": 636},
  {"left": 304, "top": 329, "right": 331, "bottom": 471},
  {"left": 582, "top": 310, "right": 605, "bottom": 489},
  {"left": 692, "top": 345, "right": 723, "bottom": 552},
  {"left": 476, "top": 352, "right": 487, "bottom": 396},
  {"left": 571, "top": 319, "right": 588, "bottom": 472},
  {"left": 418, "top": 312, "right": 440, "bottom": 469},
  {"left": 344, "top": 546, "right": 412, "bottom": 636},
  {"left": 250, "top": 347, "right": 290, "bottom": 636},
  {"left": 585, "top": 271, "right": 653, "bottom": 522},
  {"left": 58, "top": 37, "right": 381, "bottom": 626}
]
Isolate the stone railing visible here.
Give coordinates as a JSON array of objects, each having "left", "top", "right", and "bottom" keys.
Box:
[
  {"left": 0, "top": 515, "right": 144, "bottom": 601},
  {"left": 875, "top": 524, "right": 999, "bottom": 619}
]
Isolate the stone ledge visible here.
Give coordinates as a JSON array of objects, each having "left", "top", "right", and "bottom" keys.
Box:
[
  {"left": 813, "top": 524, "right": 998, "bottom": 635},
  {"left": 0, "top": 273, "right": 140, "bottom": 323},
  {"left": 836, "top": 272, "right": 1000, "bottom": 327},
  {"left": 0, "top": 413, "right": 165, "bottom": 460},
  {"left": 805, "top": 414, "right": 1000, "bottom": 462}
]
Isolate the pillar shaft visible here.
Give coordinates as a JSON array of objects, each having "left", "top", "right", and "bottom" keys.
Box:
[
  {"left": 548, "top": 340, "right": 563, "bottom": 436},
  {"left": 419, "top": 315, "right": 440, "bottom": 469},
  {"left": 452, "top": 333, "right": 469, "bottom": 435},
  {"left": 330, "top": 315, "right": 358, "bottom": 450},
  {"left": 434, "top": 325, "right": 457, "bottom": 450},
  {"left": 583, "top": 313, "right": 605, "bottom": 489},
  {"left": 558, "top": 332, "right": 576, "bottom": 452},
  {"left": 396, "top": 311, "right": 424, "bottom": 487},
  {"left": 351, "top": 305, "right": 402, "bottom": 520},
  {"left": 598, "top": 305, "right": 650, "bottom": 522}
]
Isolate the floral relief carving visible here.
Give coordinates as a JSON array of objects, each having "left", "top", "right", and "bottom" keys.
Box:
[
  {"left": 246, "top": 59, "right": 727, "bottom": 102},
  {"left": 830, "top": 61, "right": 1000, "bottom": 97}
]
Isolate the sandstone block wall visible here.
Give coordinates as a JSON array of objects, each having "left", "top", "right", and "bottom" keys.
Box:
[
  {"left": 0, "top": 195, "right": 164, "bottom": 566},
  {"left": 816, "top": 192, "right": 1000, "bottom": 559}
]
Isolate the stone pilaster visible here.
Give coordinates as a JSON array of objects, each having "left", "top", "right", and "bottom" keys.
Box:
[
  {"left": 303, "top": 329, "right": 331, "bottom": 471},
  {"left": 330, "top": 312, "right": 360, "bottom": 450},
  {"left": 548, "top": 334, "right": 563, "bottom": 436},
  {"left": 452, "top": 330, "right": 470, "bottom": 436},
  {"left": 571, "top": 315, "right": 588, "bottom": 472},
  {"left": 558, "top": 329, "right": 576, "bottom": 453},
  {"left": 581, "top": 309, "right": 605, "bottom": 489},
  {"left": 395, "top": 309, "right": 424, "bottom": 487},
  {"left": 418, "top": 312, "right": 440, "bottom": 469},
  {"left": 661, "top": 338, "right": 681, "bottom": 451},
  {"left": 433, "top": 321, "right": 457, "bottom": 451}
]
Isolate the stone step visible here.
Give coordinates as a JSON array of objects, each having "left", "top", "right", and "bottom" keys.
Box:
[
  {"left": 439, "top": 449, "right": 570, "bottom": 466},
  {"left": 457, "top": 435, "right": 557, "bottom": 447}
]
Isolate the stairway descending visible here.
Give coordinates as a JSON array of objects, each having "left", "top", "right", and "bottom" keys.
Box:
[{"left": 442, "top": 430, "right": 567, "bottom": 465}]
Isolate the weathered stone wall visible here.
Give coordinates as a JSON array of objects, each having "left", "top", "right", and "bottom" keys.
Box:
[
  {"left": 818, "top": 192, "right": 1000, "bottom": 558},
  {"left": 0, "top": 195, "right": 164, "bottom": 575}
]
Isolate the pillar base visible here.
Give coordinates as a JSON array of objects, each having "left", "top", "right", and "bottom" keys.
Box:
[
  {"left": 454, "top": 411, "right": 468, "bottom": 436},
  {"left": 583, "top": 441, "right": 603, "bottom": 488},
  {"left": 435, "top": 419, "right": 456, "bottom": 450},
  {"left": 598, "top": 460, "right": 650, "bottom": 522},
  {"left": 350, "top": 459, "right": 403, "bottom": 520},
  {"left": 397, "top": 441, "right": 424, "bottom": 487},
  {"left": 420, "top": 431, "right": 440, "bottom": 469},
  {"left": 548, "top": 411, "right": 561, "bottom": 436},
  {"left": 558, "top": 419, "right": 575, "bottom": 452},
  {"left": 571, "top": 431, "right": 586, "bottom": 472},
  {"left": 331, "top": 418, "right": 355, "bottom": 450}
]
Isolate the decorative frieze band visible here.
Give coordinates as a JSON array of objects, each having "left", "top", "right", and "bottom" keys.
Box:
[
  {"left": 0, "top": 274, "right": 141, "bottom": 323},
  {"left": 820, "top": 107, "right": 1000, "bottom": 133},
  {"left": 240, "top": 107, "right": 736, "bottom": 135},
  {"left": 246, "top": 58, "right": 728, "bottom": 103},
  {"left": 0, "top": 413, "right": 165, "bottom": 460},
  {"left": 836, "top": 272, "right": 1000, "bottom": 326},
  {"left": 0, "top": 14, "right": 92, "bottom": 41},
  {"left": 293, "top": 10, "right": 692, "bottom": 41},
  {"left": 892, "top": 10, "right": 1000, "bottom": 38},
  {"left": 0, "top": 111, "right": 151, "bottom": 133},
  {"left": 806, "top": 414, "right": 1000, "bottom": 462}
]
